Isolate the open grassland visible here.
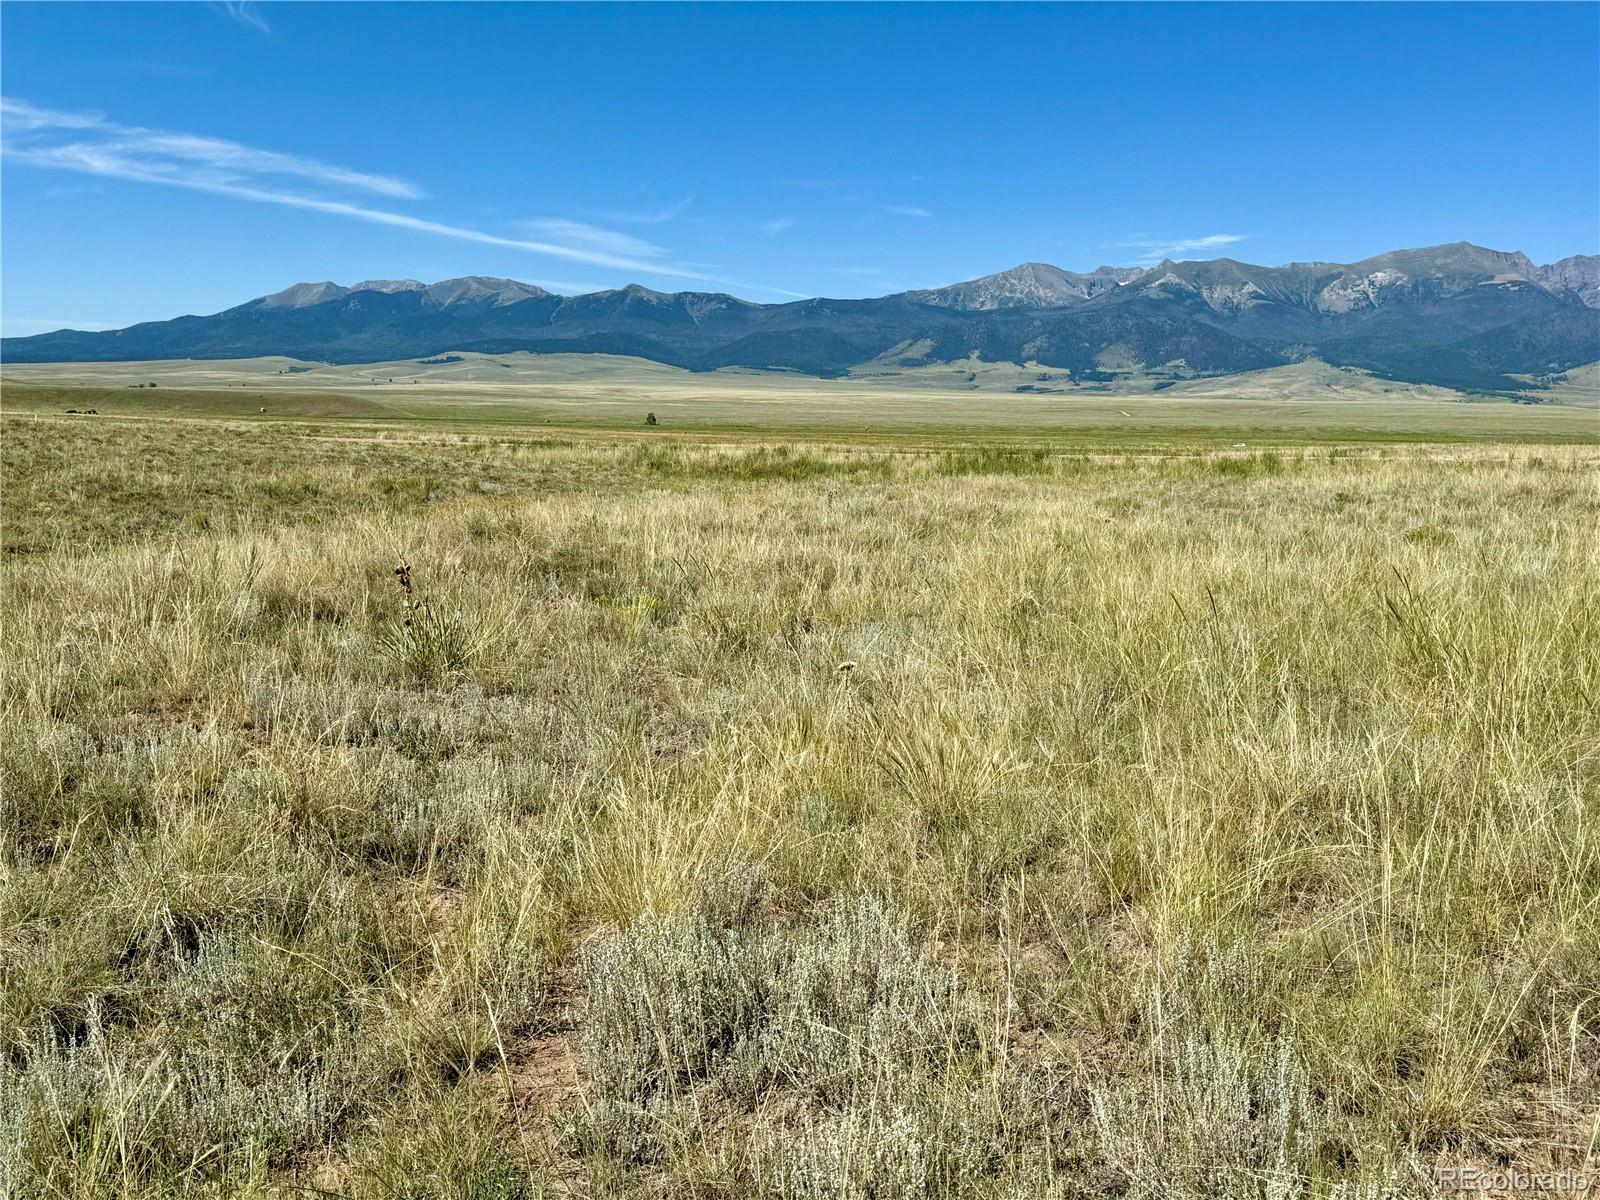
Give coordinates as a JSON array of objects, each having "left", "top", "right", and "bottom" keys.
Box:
[
  {"left": 2, "top": 405, "right": 1599, "bottom": 1198},
  {"left": 5, "top": 353, "right": 1599, "bottom": 443}
]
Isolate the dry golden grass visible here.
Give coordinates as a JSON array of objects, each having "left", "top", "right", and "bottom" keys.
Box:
[{"left": 2, "top": 410, "right": 1597, "bottom": 1198}]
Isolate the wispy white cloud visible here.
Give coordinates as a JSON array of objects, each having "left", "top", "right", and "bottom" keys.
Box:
[
  {"left": 1, "top": 98, "right": 818, "bottom": 300},
  {"left": 1, "top": 100, "right": 103, "bottom": 133},
  {"left": 880, "top": 204, "right": 932, "bottom": 218},
  {"left": 760, "top": 218, "right": 795, "bottom": 237},
  {"left": 2, "top": 98, "right": 420, "bottom": 198},
  {"left": 213, "top": 2, "right": 269, "bottom": 34},
  {"left": 0, "top": 97, "right": 732, "bottom": 282},
  {"left": 599, "top": 195, "right": 694, "bottom": 225},
  {"left": 518, "top": 218, "right": 669, "bottom": 261},
  {"left": 1125, "top": 232, "right": 1249, "bottom": 264}
]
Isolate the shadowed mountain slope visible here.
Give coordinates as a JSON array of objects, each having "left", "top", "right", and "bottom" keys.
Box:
[{"left": 6, "top": 244, "right": 1596, "bottom": 391}]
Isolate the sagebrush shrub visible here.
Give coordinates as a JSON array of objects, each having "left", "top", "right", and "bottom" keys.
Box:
[
  {"left": 572, "top": 883, "right": 1012, "bottom": 1191},
  {"left": 1091, "top": 1034, "right": 1317, "bottom": 1200}
]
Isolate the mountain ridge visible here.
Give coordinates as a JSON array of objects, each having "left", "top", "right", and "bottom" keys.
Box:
[
  {"left": 902, "top": 262, "right": 1148, "bottom": 309},
  {"left": 7, "top": 243, "right": 1597, "bottom": 392}
]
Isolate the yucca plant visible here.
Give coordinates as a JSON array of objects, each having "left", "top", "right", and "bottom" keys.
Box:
[{"left": 378, "top": 563, "right": 494, "bottom": 687}]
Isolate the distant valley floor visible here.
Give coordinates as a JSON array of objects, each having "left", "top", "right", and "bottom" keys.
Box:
[{"left": 3, "top": 354, "right": 1597, "bottom": 444}]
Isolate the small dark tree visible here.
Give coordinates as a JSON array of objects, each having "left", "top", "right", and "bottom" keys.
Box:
[{"left": 645, "top": 412, "right": 658, "bottom": 426}]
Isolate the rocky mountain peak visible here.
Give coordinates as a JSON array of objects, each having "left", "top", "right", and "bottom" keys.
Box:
[
  {"left": 1535, "top": 254, "right": 1600, "bottom": 308},
  {"left": 255, "top": 275, "right": 548, "bottom": 310},
  {"left": 904, "top": 261, "right": 1146, "bottom": 310},
  {"left": 351, "top": 279, "right": 426, "bottom": 295},
  {"left": 422, "top": 277, "right": 548, "bottom": 306},
  {"left": 257, "top": 281, "right": 350, "bottom": 309}
]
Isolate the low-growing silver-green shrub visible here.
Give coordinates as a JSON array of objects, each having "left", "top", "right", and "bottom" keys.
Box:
[
  {"left": 2, "top": 997, "right": 364, "bottom": 1191},
  {"left": 1091, "top": 1033, "right": 1316, "bottom": 1200},
  {"left": 578, "top": 911, "right": 767, "bottom": 1105},
  {"left": 1155, "top": 931, "right": 1273, "bottom": 1044},
  {"left": 748, "top": 1076, "right": 1021, "bottom": 1200},
  {"left": 578, "top": 890, "right": 967, "bottom": 1108},
  {"left": 573, "top": 883, "right": 1011, "bottom": 1188},
  {"left": 751, "top": 895, "right": 964, "bottom": 1104},
  {"left": 1088, "top": 935, "right": 1336, "bottom": 1199}
]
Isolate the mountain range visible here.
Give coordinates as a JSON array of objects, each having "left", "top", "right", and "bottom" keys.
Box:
[{"left": 5, "top": 243, "right": 1597, "bottom": 392}]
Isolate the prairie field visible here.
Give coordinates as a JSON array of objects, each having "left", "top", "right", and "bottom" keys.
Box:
[{"left": 2, "top": 393, "right": 1598, "bottom": 1198}]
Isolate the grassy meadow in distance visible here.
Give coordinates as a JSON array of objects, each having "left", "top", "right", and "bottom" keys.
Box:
[{"left": 2, "top": 374, "right": 1598, "bottom": 1198}]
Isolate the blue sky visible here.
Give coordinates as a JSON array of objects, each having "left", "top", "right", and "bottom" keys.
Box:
[{"left": 2, "top": 1, "right": 1596, "bottom": 336}]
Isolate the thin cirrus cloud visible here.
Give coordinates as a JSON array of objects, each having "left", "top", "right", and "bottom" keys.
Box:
[
  {"left": 214, "top": 2, "right": 270, "bottom": 34},
  {"left": 879, "top": 204, "right": 932, "bottom": 218},
  {"left": 0, "top": 97, "right": 741, "bottom": 285},
  {"left": 517, "top": 218, "right": 670, "bottom": 262},
  {"left": 760, "top": 218, "right": 796, "bottom": 237},
  {"left": 2, "top": 97, "right": 419, "bottom": 198},
  {"left": 599, "top": 195, "right": 695, "bottom": 225},
  {"left": 1126, "top": 233, "right": 1250, "bottom": 264}
]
